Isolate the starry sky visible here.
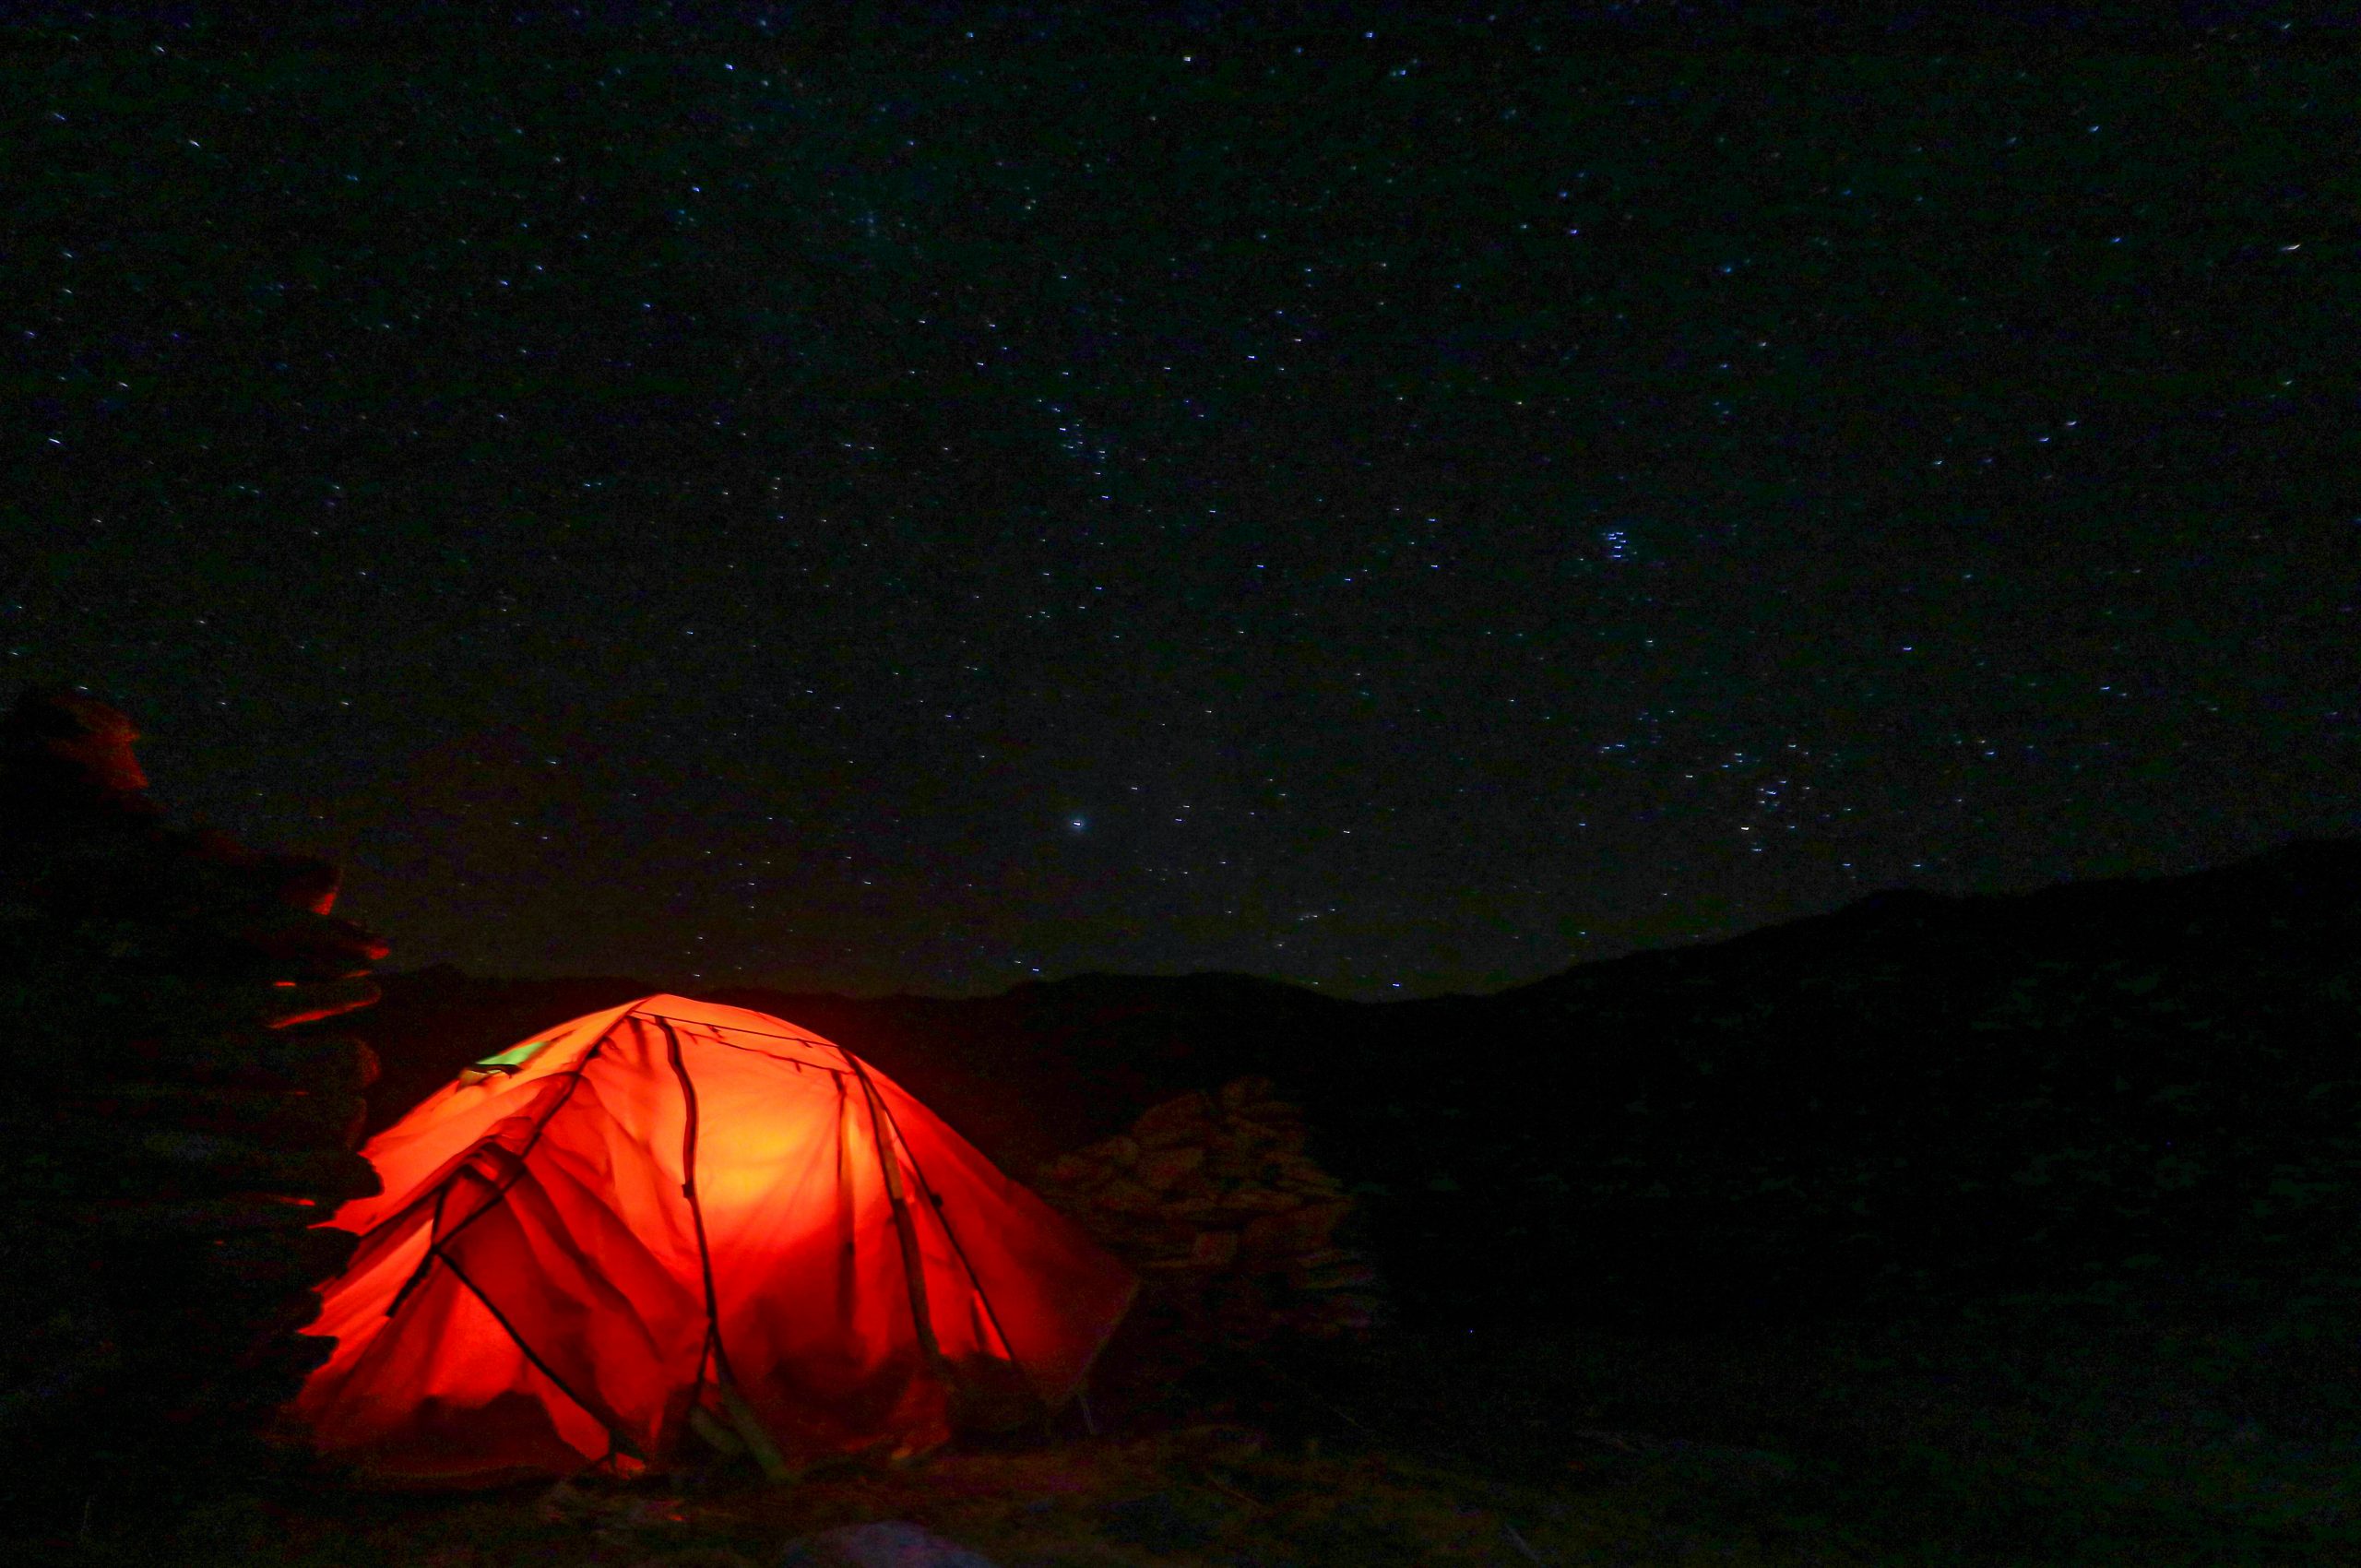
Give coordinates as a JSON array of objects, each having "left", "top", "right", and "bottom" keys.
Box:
[{"left": 8, "top": 15, "right": 2358, "bottom": 998}]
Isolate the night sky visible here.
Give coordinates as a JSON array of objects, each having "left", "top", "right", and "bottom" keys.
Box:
[{"left": 10, "top": 14, "right": 2358, "bottom": 998}]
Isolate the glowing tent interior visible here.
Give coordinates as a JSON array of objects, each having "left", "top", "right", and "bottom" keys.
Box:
[{"left": 293, "top": 994, "right": 1137, "bottom": 1484}]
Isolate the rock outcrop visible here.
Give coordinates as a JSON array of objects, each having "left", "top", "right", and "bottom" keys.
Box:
[
  {"left": 1032, "top": 1076, "right": 1379, "bottom": 1350},
  {"left": 0, "top": 690, "right": 386, "bottom": 1511}
]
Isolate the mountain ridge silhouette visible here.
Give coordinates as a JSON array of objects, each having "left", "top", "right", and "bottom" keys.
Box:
[{"left": 351, "top": 836, "right": 2361, "bottom": 1329}]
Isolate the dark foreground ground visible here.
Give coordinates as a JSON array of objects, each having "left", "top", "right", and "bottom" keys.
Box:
[{"left": 22, "top": 1287, "right": 2361, "bottom": 1568}]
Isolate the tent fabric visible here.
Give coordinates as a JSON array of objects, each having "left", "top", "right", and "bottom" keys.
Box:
[{"left": 294, "top": 995, "right": 1136, "bottom": 1484}]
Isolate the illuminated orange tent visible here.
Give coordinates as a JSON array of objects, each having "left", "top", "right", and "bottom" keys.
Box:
[{"left": 294, "top": 995, "right": 1135, "bottom": 1484}]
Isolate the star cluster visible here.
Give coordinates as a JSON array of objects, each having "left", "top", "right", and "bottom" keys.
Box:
[{"left": 9, "top": 33, "right": 2356, "bottom": 996}]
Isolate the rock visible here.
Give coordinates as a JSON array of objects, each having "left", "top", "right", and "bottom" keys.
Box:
[
  {"left": 0, "top": 690, "right": 152, "bottom": 815},
  {"left": 0, "top": 689, "right": 390, "bottom": 1511},
  {"left": 1036, "top": 1152, "right": 1106, "bottom": 1187},
  {"left": 1031, "top": 1077, "right": 1384, "bottom": 1376},
  {"left": 777, "top": 1521, "right": 1001, "bottom": 1568},
  {"left": 258, "top": 974, "right": 384, "bottom": 1029},
  {"left": 1240, "top": 1201, "right": 1350, "bottom": 1259},
  {"left": 1135, "top": 1146, "right": 1204, "bottom": 1190},
  {"left": 1190, "top": 1229, "right": 1240, "bottom": 1267},
  {"left": 1157, "top": 1195, "right": 1222, "bottom": 1220},
  {"left": 1132, "top": 1091, "right": 1215, "bottom": 1148},
  {"left": 1095, "top": 1179, "right": 1160, "bottom": 1214}
]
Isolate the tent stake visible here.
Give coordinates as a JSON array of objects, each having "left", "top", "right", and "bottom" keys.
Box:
[
  {"left": 717, "top": 1384, "right": 795, "bottom": 1482},
  {"left": 686, "top": 1405, "right": 743, "bottom": 1458}
]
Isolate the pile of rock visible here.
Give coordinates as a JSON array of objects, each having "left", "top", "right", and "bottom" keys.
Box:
[
  {"left": 0, "top": 691, "right": 386, "bottom": 1506},
  {"left": 1032, "top": 1077, "right": 1379, "bottom": 1348}
]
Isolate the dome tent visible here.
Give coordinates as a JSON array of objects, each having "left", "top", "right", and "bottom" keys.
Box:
[{"left": 295, "top": 995, "right": 1135, "bottom": 1484}]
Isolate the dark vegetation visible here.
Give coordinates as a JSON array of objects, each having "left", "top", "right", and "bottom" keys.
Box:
[{"left": 8, "top": 690, "right": 2361, "bottom": 1562}]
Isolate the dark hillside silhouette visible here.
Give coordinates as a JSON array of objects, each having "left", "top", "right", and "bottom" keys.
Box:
[
  {"left": 1344, "top": 838, "right": 2361, "bottom": 1327},
  {"left": 355, "top": 838, "right": 2361, "bottom": 1335}
]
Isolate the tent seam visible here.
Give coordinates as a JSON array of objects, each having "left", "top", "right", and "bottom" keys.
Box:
[
  {"left": 838, "top": 1048, "right": 947, "bottom": 1372},
  {"left": 641, "top": 1013, "right": 840, "bottom": 1051},
  {"left": 863, "top": 1088, "right": 1035, "bottom": 1393},
  {"left": 438, "top": 1246, "right": 645, "bottom": 1462},
  {"left": 368, "top": 1023, "right": 620, "bottom": 1324},
  {"left": 656, "top": 1016, "right": 735, "bottom": 1396}
]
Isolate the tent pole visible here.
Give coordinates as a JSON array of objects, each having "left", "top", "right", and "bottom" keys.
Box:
[
  {"left": 843, "top": 1053, "right": 946, "bottom": 1371},
  {"left": 660, "top": 1017, "right": 796, "bottom": 1480},
  {"left": 658, "top": 1019, "right": 735, "bottom": 1385}
]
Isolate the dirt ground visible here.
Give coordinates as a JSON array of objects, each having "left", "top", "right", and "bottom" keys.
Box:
[
  {"left": 36, "top": 1424, "right": 1865, "bottom": 1568},
  {"left": 18, "top": 1304, "right": 2361, "bottom": 1568}
]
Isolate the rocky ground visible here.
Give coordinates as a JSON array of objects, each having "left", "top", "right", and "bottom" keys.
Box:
[
  {"left": 22, "top": 1287, "right": 2361, "bottom": 1568},
  {"left": 41, "top": 1427, "right": 1603, "bottom": 1568}
]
